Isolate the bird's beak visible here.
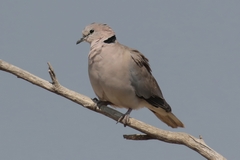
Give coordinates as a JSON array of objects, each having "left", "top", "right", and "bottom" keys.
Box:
[{"left": 76, "top": 37, "right": 85, "bottom": 45}]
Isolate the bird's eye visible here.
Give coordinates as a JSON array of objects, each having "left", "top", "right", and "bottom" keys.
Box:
[{"left": 89, "top": 29, "right": 94, "bottom": 34}]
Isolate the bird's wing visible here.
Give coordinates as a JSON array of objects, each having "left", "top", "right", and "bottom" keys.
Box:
[{"left": 129, "top": 49, "right": 171, "bottom": 112}]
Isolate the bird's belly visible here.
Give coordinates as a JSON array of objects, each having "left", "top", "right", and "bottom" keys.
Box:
[{"left": 88, "top": 58, "right": 142, "bottom": 109}]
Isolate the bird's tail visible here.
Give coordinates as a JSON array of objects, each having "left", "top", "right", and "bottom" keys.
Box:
[
  {"left": 142, "top": 101, "right": 184, "bottom": 128},
  {"left": 151, "top": 110, "right": 184, "bottom": 128}
]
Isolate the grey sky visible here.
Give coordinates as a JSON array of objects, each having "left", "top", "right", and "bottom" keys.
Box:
[{"left": 1, "top": 1, "right": 239, "bottom": 159}]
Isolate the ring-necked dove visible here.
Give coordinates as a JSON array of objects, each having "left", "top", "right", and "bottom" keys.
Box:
[{"left": 76, "top": 23, "right": 184, "bottom": 128}]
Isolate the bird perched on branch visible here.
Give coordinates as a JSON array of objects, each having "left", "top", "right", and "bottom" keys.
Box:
[{"left": 76, "top": 23, "right": 184, "bottom": 128}]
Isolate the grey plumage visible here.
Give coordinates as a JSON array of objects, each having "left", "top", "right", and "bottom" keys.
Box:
[{"left": 76, "top": 23, "right": 184, "bottom": 128}]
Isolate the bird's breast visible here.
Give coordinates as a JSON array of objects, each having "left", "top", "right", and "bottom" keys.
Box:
[{"left": 87, "top": 45, "right": 142, "bottom": 108}]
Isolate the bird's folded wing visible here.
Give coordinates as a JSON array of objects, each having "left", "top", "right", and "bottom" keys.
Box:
[{"left": 129, "top": 49, "right": 171, "bottom": 112}]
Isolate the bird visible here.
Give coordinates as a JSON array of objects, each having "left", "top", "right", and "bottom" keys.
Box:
[{"left": 76, "top": 23, "right": 184, "bottom": 128}]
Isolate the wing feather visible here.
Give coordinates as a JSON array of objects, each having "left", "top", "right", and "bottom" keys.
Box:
[{"left": 129, "top": 49, "right": 171, "bottom": 112}]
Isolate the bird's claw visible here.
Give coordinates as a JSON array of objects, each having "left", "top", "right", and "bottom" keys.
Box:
[
  {"left": 117, "top": 114, "right": 130, "bottom": 127},
  {"left": 92, "top": 98, "right": 112, "bottom": 109},
  {"left": 92, "top": 98, "right": 99, "bottom": 103},
  {"left": 116, "top": 108, "right": 132, "bottom": 127}
]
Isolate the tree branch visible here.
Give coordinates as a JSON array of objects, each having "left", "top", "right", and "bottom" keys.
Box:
[
  {"left": 0, "top": 59, "right": 226, "bottom": 160},
  {"left": 123, "top": 134, "right": 156, "bottom": 140}
]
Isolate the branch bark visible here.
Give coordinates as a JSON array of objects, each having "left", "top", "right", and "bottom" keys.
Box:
[{"left": 0, "top": 59, "right": 226, "bottom": 160}]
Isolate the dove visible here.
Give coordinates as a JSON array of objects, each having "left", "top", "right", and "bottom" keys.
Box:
[{"left": 76, "top": 23, "right": 184, "bottom": 128}]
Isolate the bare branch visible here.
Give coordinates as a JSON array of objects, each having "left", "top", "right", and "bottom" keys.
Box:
[
  {"left": 0, "top": 59, "right": 226, "bottom": 160},
  {"left": 123, "top": 134, "right": 156, "bottom": 140},
  {"left": 47, "top": 62, "right": 59, "bottom": 86}
]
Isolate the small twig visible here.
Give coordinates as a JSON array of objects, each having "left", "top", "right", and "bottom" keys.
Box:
[
  {"left": 199, "top": 135, "right": 206, "bottom": 144},
  {"left": 123, "top": 134, "right": 156, "bottom": 140},
  {"left": 47, "top": 62, "right": 59, "bottom": 86}
]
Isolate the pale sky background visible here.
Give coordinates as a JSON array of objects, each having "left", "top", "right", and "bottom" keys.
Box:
[{"left": 0, "top": 1, "right": 239, "bottom": 160}]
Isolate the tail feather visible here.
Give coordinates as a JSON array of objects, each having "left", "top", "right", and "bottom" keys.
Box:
[
  {"left": 143, "top": 101, "right": 184, "bottom": 128},
  {"left": 152, "top": 111, "right": 184, "bottom": 128}
]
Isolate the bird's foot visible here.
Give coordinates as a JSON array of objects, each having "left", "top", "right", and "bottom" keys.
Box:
[
  {"left": 117, "top": 108, "right": 132, "bottom": 127},
  {"left": 92, "top": 98, "right": 112, "bottom": 109}
]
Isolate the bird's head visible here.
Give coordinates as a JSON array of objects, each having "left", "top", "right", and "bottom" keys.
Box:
[{"left": 76, "top": 23, "right": 115, "bottom": 45}]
